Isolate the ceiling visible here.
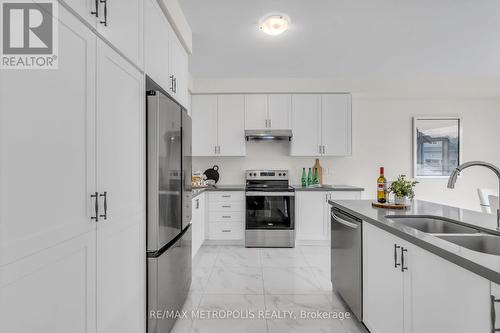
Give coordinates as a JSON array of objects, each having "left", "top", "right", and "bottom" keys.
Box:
[{"left": 179, "top": 0, "right": 500, "bottom": 79}]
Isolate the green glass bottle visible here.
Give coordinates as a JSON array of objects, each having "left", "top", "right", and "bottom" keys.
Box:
[
  {"left": 307, "top": 168, "right": 313, "bottom": 187},
  {"left": 313, "top": 167, "right": 320, "bottom": 186},
  {"left": 301, "top": 168, "right": 307, "bottom": 188}
]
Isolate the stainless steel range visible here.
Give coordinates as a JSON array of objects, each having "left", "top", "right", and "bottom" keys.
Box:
[{"left": 245, "top": 170, "right": 295, "bottom": 248}]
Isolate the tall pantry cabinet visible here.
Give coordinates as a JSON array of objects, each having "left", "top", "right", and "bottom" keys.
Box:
[{"left": 0, "top": 5, "right": 145, "bottom": 333}]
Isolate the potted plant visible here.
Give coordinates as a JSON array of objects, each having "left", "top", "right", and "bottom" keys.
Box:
[{"left": 389, "top": 175, "right": 419, "bottom": 205}]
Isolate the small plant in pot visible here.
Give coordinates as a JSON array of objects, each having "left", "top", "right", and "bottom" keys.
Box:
[{"left": 389, "top": 175, "right": 419, "bottom": 205}]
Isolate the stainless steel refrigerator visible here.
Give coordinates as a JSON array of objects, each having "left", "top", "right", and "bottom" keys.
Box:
[{"left": 146, "top": 82, "right": 192, "bottom": 333}]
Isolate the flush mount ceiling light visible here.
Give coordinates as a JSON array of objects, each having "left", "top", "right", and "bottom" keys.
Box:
[{"left": 259, "top": 14, "right": 290, "bottom": 35}]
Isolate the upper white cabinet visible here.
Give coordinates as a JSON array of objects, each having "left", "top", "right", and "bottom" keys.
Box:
[
  {"left": 192, "top": 95, "right": 246, "bottom": 156},
  {"left": 244, "top": 95, "right": 268, "bottom": 130},
  {"left": 192, "top": 95, "right": 218, "bottom": 156},
  {"left": 363, "top": 223, "right": 490, "bottom": 333},
  {"left": 144, "top": 0, "right": 171, "bottom": 90},
  {"left": 169, "top": 33, "right": 189, "bottom": 107},
  {"left": 96, "top": 0, "right": 143, "bottom": 68},
  {"left": 268, "top": 94, "right": 292, "bottom": 129},
  {"left": 290, "top": 94, "right": 351, "bottom": 156},
  {"left": 321, "top": 94, "right": 351, "bottom": 156},
  {"left": 218, "top": 95, "right": 246, "bottom": 156},
  {"left": 290, "top": 94, "right": 322, "bottom": 156},
  {"left": 244, "top": 94, "right": 291, "bottom": 130}
]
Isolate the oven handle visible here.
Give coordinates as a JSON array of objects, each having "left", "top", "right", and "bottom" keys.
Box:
[
  {"left": 331, "top": 211, "right": 359, "bottom": 229},
  {"left": 245, "top": 191, "right": 295, "bottom": 197}
]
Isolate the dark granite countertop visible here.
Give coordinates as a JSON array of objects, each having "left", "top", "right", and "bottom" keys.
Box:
[
  {"left": 192, "top": 185, "right": 246, "bottom": 198},
  {"left": 329, "top": 199, "right": 500, "bottom": 284},
  {"left": 293, "top": 185, "right": 364, "bottom": 192}
]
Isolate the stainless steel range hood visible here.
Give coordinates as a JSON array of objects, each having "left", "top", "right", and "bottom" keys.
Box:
[{"left": 245, "top": 129, "right": 293, "bottom": 141}]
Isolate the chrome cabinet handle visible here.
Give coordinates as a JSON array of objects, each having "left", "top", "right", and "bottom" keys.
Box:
[
  {"left": 319, "top": 145, "right": 322, "bottom": 154},
  {"left": 99, "top": 0, "right": 107, "bottom": 26},
  {"left": 195, "top": 199, "right": 199, "bottom": 209},
  {"left": 90, "top": 192, "right": 99, "bottom": 222},
  {"left": 214, "top": 146, "right": 217, "bottom": 155},
  {"left": 173, "top": 77, "right": 177, "bottom": 93},
  {"left": 401, "top": 247, "right": 408, "bottom": 271},
  {"left": 269, "top": 119, "right": 271, "bottom": 128},
  {"left": 99, "top": 191, "right": 107, "bottom": 220},
  {"left": 222, "top": 195, "right": 231, "bottom": 198},
  {"left": 331, "top": 212, "right": 359, "bottom": 229},
  {"left": 394, "top": 244, "right": 401, "bottom": 268},
  {"left": 91, "top": 0, "right": 99, "bottom": 16},
  {"left": 222, "top": 205, "right": 231, "bottom": 208},
  {"left": 222, "top": 215, "right": 231, "bottom": 219},
  {"left": 169, "top": 75, "right": 174, "bottom": 92},
  {"left": 491, "top": 296, "right": 500, "bottom": 332},
  {"left": 221, "top": 229, "right": 231, "bottom": 233}
]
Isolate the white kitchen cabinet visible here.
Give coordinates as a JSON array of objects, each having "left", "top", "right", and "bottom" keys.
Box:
[
  {"left": 363, "top": 223, "right": 490, "bottom": 333},
  {"left": 192, "top": 95, "right": 246, "bottom": 156},
  {"left": 192, "top": 193, "right": 206, "bottom": 258},
  {"left": 296, "top": 191, "right": 362, "bottom": 243},
  {"left": 268, "top": 94, "right": 292, "bottom": 129},
  {"left": 296, "top": 192, "right": 330, "bottom": 241},
  {"left": 406, "top": 244, "right": 490, "bottom": 333},
  {"left": 290, "top": 94, "right": 351, "bottom": 156},
  {"left": 290, "top": 94, "right": 322, "bottom": 156},
  {"left": 244, "top": 94, "right": 268, "bottom": 130},
  {"left": 96, "top": 0, "right": 143, "bottom": 68},
  {"left": 218, "top": 95, "right": 246, "bottom": 156},
  {"left": 321, "top": 94, "right": 351, "bottom": 156},
  {"left": 208, "top": 192, "right": 245, "bottom": 241},
  {"left": 0, "top": 6, "right": 97, "bottom": 333},
  {"left": 363, "top": 223, "right": 405, "bottom": 333},
  {"left": 169, "top": 31, "right": 189, "bottom": 107},
  {"left": 192, "top": 95, "right": 218, "bottom": 156},
  {"left": 244, "top": 94, "right": 291, "bottom": 130},
  {"left": 96, "top": 40, "right": 146, "bottom": 333},
  {"left": 144, "top": 0, "right": 171, "bottom": 91}
]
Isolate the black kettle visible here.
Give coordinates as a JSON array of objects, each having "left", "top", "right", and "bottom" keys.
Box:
[{"left": 203, "top": 165, "right": 220, "bottom": 184}]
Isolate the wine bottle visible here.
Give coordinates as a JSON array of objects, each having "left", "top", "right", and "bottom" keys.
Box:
[
  {"left": 301, "top": 168, "right": 307, "bottom": 188},
  {"left": 307, "top": 168, "right": 313, "bottom": 187},
  {"left": 377, "top": 167, "right": 387, "bottom": 203},
  {"left": 313, "top": 167, "right": 320, "bottom": 186}
]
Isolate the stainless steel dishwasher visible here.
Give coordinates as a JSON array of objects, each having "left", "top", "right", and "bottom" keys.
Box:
[{"left": 331, "top": 207, "right": 362, "bottom": 321}]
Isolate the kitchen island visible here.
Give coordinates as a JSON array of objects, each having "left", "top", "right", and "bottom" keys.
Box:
[{"left": 329, "top": 199, "right": 500, "bottom": 333}]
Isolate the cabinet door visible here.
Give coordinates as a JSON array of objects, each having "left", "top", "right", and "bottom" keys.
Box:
[
  {"left": 97, "top": 0, "right": 143, "bottom": 67},
  {"left": 217, "top": 95, "right": 246, "bottom": 156},
  {"left": 244, "top": 94, "right": 268, "bottom": 130},
  {"left": 192, "top": 193, "right": 206, "bottom": 259},
  {"left": 290, "top": 94, "right": 321, "bottom": 156},
  {"left": 295, "top": 192, "right": 329, "bottom": 241},
  {"left": 321, "top": 94, "right": 351, "bottom": 156},
  {"left": 63, "top": 0, "right": 98, "bottom": 27},
  {"left": 96, "top": 40, "right": 146, "bottom": 333},
  {"left": 363, "top": 223, "right": 404, "bottom": 333},
  {"left": 268, "top": 94, "right": 291, "bottom": 129},
  {"left": 0, "top": 5, "right": 96, "bottom": 266},
  {"left": 169, "top": 32, "right": 189, "bottom": 107},
  {"left": 144, "top": 0, "right": 170, "bottom": 90},
  {"left": 0, "top": 8, "right": 97, "bottom": 333},
  {"left": 192, "top": 95, "right": 218, "bottom": 156},
  {"left": 407, "top": 245, "right": 490, "bottom": 333}
]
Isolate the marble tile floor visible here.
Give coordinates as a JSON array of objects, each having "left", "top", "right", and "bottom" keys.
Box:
[{"left": 170, "top": 245, "right": 368, "bottom": 333}]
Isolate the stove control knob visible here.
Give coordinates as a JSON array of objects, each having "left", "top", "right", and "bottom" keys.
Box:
[
  {"left": 278, "top": 173, "right": 282, "bottom": 176},
  {"left": 283, "top": 173, "right": 286, "bottom": 176}
]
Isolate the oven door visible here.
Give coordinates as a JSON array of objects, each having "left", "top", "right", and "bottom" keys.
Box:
[{"left": 245, "top": 192, "right": 295, "bottom": 229}]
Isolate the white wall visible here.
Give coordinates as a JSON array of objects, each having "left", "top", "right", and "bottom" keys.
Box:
[{"left": 194, "top": 95, "right": 500, "bottom": 211}]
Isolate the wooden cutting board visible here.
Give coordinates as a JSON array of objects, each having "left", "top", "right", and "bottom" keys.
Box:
[
  {"left": 372, "top": 202, "right": 410, "bottom": 210},
  {"left": 313, "top": 159, "right": 323, "bottom": 185}
]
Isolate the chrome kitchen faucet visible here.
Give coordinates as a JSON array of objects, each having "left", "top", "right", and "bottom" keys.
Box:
[{"left": 447, "top": 161, "right": 500, "bottom": 230}]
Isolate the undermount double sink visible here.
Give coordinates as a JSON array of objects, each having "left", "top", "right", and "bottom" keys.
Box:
[{"left": 387, "top": 215, "right": 500, "bottom": 256}]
